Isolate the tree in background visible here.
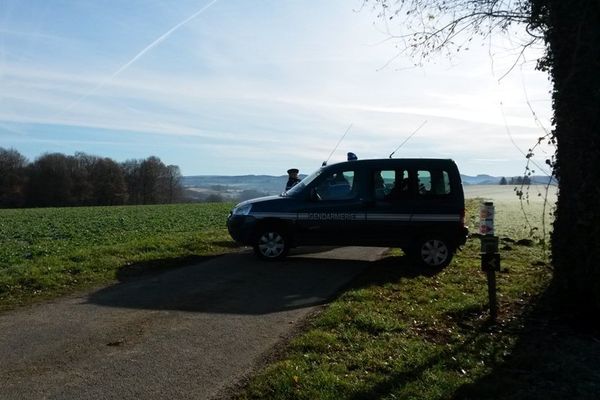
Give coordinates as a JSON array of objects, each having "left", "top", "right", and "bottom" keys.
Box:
[
  {"left": 509, "top": 176, "right": 531, "bottom": 185},
  {"left": 499, "top": 177, "right": 507, "bottom": 185},
  {"left": 139, "top": 156, "right": 167, "bottom": 204},
  {"left": 367, "top": 0, "right": 600, "bottom": 309},
  {"left": 89, "top": 158, "right": 128, "bottom": 205},
  {"left": 165, "top": 165, "right": 183, "bottom": 204},
  {"left": 122, "top": 156, "right": 183, "bottom": 205},
  {"left": 27, "top": 153, "right": 74, "bottom": 207},
  {"left": 69, "top": 152, "right": 96, "bottom": 205},
  {"left": 121, "top": 159, "right": 144, "bottom": 205},
  {"left": 0, "top": 148, "right": 28, "bottom": 207}
]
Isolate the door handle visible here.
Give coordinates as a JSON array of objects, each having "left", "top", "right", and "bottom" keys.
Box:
[{"left": 360, "top": 198, "right": 375, "bottom": 207}]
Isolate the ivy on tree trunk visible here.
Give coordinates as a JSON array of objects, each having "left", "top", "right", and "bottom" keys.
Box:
[{"left": 535, "top": 0, "right": 600, "bottom": 309}]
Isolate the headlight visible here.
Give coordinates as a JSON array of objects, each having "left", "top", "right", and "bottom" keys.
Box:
[{"left": 232, "top": 204, "right": 252, "bottom": 216}]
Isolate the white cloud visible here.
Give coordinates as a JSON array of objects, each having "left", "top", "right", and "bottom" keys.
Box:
[{"left": 0, "top": 0, "right": 553, "bottom": 175}]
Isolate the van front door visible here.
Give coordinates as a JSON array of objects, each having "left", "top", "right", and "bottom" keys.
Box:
[{"left": 295, "top": 169, "right": 367, "bottom": 245}]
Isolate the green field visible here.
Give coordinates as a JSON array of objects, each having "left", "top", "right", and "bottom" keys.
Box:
[
  {"left": 0, "top": 203, "right": 236, "bottom": 309},
  {"left": 464, "top": 185, "right": 557, "bottom": 241},
  {"left": 235, "top": 195, "right": 599, "bottom": 400}
]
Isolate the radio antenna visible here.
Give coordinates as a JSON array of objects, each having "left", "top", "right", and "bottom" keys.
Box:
[
  {"left": 389, "top": 120, "right": 427, "bottom": 158},
  {"left": 323, "top": 123, "right": 352, "bottom": 166}
]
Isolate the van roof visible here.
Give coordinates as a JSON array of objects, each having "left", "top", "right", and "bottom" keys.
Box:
[{"left": 323, "top": 158, "right": 458, "bottom": 169}]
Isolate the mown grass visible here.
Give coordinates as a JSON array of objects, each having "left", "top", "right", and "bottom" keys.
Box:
[
  {"left": 235, "top": 199, "right": 600, "bottom": 400},
  {"left": 0, "top": 203, "right": 237, "bottom": 310}
]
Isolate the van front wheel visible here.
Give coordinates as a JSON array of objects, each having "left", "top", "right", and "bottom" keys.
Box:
[
  {"left": 253, "top": 228, "right": 289, "bottom": 260},
  {"left": 416, "top": 238, "right": 453, "bottom": 268}
]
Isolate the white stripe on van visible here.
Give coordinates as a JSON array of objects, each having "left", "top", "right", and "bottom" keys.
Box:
[
  {"left": 249, "top": 212, "right": 460, "bottom": 222},
  {"left": 410, "top": 214, "right": 461, "bottom": 222},
  {"left": 250, "top": 212, "right": 296, "bottom": 219},
  {"left": 365, "top": 214, "right": 411, "bottom": 222}
]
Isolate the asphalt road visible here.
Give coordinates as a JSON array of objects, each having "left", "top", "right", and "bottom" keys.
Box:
[{"left": 0, "top": 246, "right": 387, "bottom": 400}]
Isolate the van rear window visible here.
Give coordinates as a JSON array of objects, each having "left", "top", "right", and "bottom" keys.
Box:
[{"left": 417, "top": 170, "right": 451, "bottom": 196}]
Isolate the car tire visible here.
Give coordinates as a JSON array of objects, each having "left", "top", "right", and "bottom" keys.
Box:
[
  {"left": 253, "top": 226, "right": 290, "bottom": 261},
  {"left": 415, "top": 238, "right": 454, "bottom": 268}
]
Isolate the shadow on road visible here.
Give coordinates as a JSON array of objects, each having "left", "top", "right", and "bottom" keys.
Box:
[
  {"left": 87, "top": 249, "right": 438, "bottom": 315},
  {"left": 116, "top": 255, "right": 217, "bottom": 282}
]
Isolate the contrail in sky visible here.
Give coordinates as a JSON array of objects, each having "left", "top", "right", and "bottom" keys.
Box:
[{"left": 63, "top": 0, "right": 221, "bottom": 113}]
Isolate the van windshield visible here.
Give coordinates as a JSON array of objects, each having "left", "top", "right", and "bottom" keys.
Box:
[{"left": 284, "top": 169, "right": 322, "bottom": 197}]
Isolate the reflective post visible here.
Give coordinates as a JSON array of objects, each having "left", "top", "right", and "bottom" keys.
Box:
[{"left": 480, "top": 201, "right": 500, "bottom": 321}]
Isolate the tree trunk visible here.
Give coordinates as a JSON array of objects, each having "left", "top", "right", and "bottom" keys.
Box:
[{"left": 547, "top": 0, "right": 600, "bottom": 309}]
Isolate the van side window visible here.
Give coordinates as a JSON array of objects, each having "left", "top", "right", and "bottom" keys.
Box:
[
  {"left": 373, "top": 169, "right": 409, "bottom": 202},
  {"left": 316, "top": 170, "right": 356, "bottom": 200},
  {"left": 417, "top": 170, "right": 431, "bottom": 194},
  {"left": 417, "top": 169, "right": 451, "bottom": 196}
]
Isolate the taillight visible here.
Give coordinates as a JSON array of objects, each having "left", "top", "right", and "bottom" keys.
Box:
[{"left": 460, "top": 208, "right": 466, "bottom": 226}]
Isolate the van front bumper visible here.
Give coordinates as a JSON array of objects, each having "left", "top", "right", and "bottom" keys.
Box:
[{"left": 227, "top": 214, "right": 258, "bottom": 245}]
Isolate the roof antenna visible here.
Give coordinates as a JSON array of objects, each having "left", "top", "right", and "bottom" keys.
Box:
[
  {"left": 389, "top": 120, "right": 427, "bottom": 158},
  {"left": 323, "top": 123, "right": 352, "bottom": 166}
]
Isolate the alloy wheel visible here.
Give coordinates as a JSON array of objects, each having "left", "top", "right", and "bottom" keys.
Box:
[
  {"left": 258, "top": 231, "right": 285, "bottom": 258},
  {"left": 420, "top": 239, "right": 449, "bottom": 267}
]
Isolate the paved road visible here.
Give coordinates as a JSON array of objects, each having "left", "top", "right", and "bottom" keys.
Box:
[{"left": 0, "top": 247, "right": 387, "bottom": 400}]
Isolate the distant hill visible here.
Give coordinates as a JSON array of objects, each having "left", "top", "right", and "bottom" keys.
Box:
[
  {"left": 182, "top": 175, "right": 307, "bottom": 194},
  {"left": 460, "top": 174, "right": 499, "bottom": 185},
  {"left": 460, "top": 175, "right": 558, "bottom": 185},
  {"left": 182, "top": 174, "right": 306, "bottom": 202}
]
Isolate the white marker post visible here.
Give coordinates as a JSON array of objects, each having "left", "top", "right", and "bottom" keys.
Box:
[{"left": 480, "top": 201, "right": 500, "bottom": 321}]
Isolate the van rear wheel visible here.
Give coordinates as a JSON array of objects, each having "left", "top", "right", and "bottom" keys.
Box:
[
  {"left": 416, "top": 238, "right": 453, "bottom": 268},
  {"left": 253, "top": 227, "right": 289, "bottom": 260}
]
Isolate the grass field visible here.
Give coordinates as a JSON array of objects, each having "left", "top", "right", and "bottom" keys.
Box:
[
  {"left": 0, "top": 203, "right": 236, "bottom": 310},
  {"left": 235, "top": 191, "right": 600, "bottom": 400},
  {"left": 464, "top": 185, "right": 557, "bottom": 241}
]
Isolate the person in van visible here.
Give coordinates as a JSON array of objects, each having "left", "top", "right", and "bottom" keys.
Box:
[
  {"left": 319, "top": 172, "right": 352, "bottom": 200},
  {"left": 384, "top": 170, "right": 410, "bottom": 201},
  {"left": 374, "top": 172, "right": 386, "bottom": 200}
]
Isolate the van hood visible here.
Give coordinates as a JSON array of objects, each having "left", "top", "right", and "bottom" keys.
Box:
[{"left": 235, "top": 195, "right": 282, "bottom": 208}]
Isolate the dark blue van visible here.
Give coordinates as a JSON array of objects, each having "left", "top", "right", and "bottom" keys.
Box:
[{"left": 227, "top": 158, "right": 468, "bottom": 267}]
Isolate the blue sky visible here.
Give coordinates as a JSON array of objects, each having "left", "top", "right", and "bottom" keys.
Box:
[{"left": 1, "top": 0, "right": 553, "bottom": 176}]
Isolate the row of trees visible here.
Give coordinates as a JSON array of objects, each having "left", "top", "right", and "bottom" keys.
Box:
[
  {"left": 499, "top": 176, "right": 531, "bottom": 185},
  {"left": 0, "top": 148, "right": 183, "bottom": 208}
]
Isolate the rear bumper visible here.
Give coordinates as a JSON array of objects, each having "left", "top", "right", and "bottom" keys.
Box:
[{"left": 457, "top": 225, "right": 469, "bottom": 246}]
